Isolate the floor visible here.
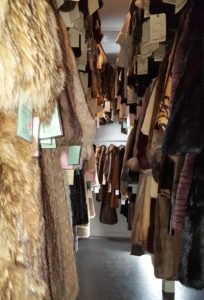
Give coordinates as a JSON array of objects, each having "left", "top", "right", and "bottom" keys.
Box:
[{"left": 76, "top": 237, "right": 204, "bottom": 300}]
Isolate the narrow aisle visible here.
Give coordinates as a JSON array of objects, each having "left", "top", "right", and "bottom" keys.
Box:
[{"left": 76, "top": 238, "right": 204, "bottom": 300}]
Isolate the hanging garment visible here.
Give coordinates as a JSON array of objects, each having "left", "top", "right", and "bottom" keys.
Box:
[
  {"left": 99, "top": 184, "right": 118, "bottom": 225},
  {"left": 171, "top": 153, "right": 195, "bottom": 231},
  {"left": 163, "top": 0, "right": 204, "bottom": 155},
  {"left": 178, "top": 151, "right": 204, "bottom": 289},
  {"left": 40, "top": 148, "right": 79, "bottom": 300},
  {"left": 0, "top": 115, "right": 48, "bottom": 299},
  {"left": 154, "top": 190, "right": 182, "bottom": 280},
  {"left": 0, "top": 0, "right": 65, "bottom": 120},
  {"left": 70, "top": 170, "right": 89, "bottom": 227}
]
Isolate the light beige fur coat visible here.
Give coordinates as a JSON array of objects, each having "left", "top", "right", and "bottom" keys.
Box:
[{"left": 0, "top": 0, "right": 65, "bottom": 120}]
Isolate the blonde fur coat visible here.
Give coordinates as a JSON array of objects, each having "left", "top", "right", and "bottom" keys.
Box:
[{"left": 0, "top": 0, "right": 65, "bottom": 120}]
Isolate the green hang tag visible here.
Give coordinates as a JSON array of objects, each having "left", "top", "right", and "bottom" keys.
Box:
[
  {"left": 40, "top": 139, "right": 56, "bottom": 149},
  {"left": 132, "top": 184, "right": 138, "bottom": 194},
  {"left": 68, "top": 145, "right": 81, "bottom": 165},
  {"left": 17, "top": 89, "right": 33, "bottom": 143},
  {"left": 39, "top": 104, "right": 63, "bottom": 139}
]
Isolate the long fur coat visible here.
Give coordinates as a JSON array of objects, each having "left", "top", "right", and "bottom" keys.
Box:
[
  {"left": 178, "top": 151, "right": 204, "bottom": 289},
  {"left": 0, "top": 114, "right": 48, "bottom": 299},
  {"left": 0, "top": 0, "right": 65, "bottom": 120},
  {"left": 40, "top": 149, "right": 79, "bottom": 300}
]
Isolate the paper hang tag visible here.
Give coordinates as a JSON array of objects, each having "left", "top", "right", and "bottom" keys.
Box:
[
  {"left": 88, "top": 0, "right": 99, "bottom": 16},
  {"left": 104, "top": 101, "right": 111, "bottom": 112},
  {"left": 142, "top": 19, "right": 150, "bottom": 47},
  {"left": 39, "top": 104, "right": 63, "bottom": 139},
  {"left": 115, "top": 190, "right": 120, "bottom": 196},
  {"left": 102, "top": 173, "right": 106, "bottom": 185},
  {"left": 32, "top": 117, "right": 40, "bottom": 157},
  {"left": 108, "top": 183, "right": 112, "bottom": 193},
  {"left": 140, "top": 42, "right": 160, "bottom": 60},
  {"left": 137, "top": 55, "right": 148, "bottom": 75},
  {"left": 175, "top": 0, "right": 187, "bottom": 13},
  {"left": 94, "top": 186, "right": 100, "bottom": 194},
  {"left": 66, "top": 170, "right": 75, "bottom": 186},
  {"left": 17, "top": 89, "right": 33, "bottom": 143},
  {"left": 150, "top": 14, "right": 166, "bottom": 43},
  {"left": 132, "top": 184, "right": 138, "bottom": 194},
  {"left": 68, "top": 145, "right": 81, "bottom": 165},
  {"left": 40, "top": 139, "right": 56, "bottom": 149},
  {"left": 69, "top": 28, "right": 80, "bottom": 48},
  {"left": 127, "top": 87, "right": 137, "bottom": 104},
  {"left": 121, "top": 199, "right": 126, "bottom": 205},
  {"left": 153, "top": 44, "right": 166, "bottom": 62}
]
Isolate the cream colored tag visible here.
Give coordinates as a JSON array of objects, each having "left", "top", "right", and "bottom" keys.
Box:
[
  {"left": 88, "top": 0, "right": 99, "bottom": 15},
  {"left": 141, "top": 42, "right": 159, "bottom": 59},
  {"left": 104, "top": 101, "right": 111, "bottom": 112},
  {"left": 67, "top": 170, "right": 75, "bottom": 186},
  {"left": 108, "top": 183, "right": 112, "bottom": 193},
  {"left": 150, "top": 14, "right": 166, "bottom": 43},
  {"left": 142, "top": 20, "right": 150, "bottom": 47},
  {"left": 137, "top": 55, "right": 148, "bottom": 75},
  {"left": 153, "top": 44, "right": 166, "bottom": 62},
  {"left": 69, "top": 28, "right": 80, "bottom": 48}
]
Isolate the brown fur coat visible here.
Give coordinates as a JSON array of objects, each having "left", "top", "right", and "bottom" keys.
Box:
[
  {"left": 40, "top": 148, "right": 79, "bottom": 300},
  {"left": 0, "top": 114, "right": 48, "bottom": 299}
]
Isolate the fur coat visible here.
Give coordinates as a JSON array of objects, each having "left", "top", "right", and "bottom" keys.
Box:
[
  {"left": 178, "top": 150, "right": 204, "bottom": 289},
  {"left": 163, "top": 0, "right": 204, "bottom": 155},
  {"left": 0, "top": 114, "right": 48, "bottom": 299},
  {"left": 54, "top": 8, "right": 96, "bottom": 154},
  {"left": 40, "top": 149, "right": 79, "bottom": 300},
  {"left": 0, "top": 0, "right": 65, "bottom": 120}
]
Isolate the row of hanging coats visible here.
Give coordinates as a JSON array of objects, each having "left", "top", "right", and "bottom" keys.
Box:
[{"left": 92, "top": 0, "right": 204, "bottom": 290}]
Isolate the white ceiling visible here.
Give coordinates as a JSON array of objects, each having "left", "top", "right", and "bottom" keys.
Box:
[{"left": 100, "top": 0, "right": 130, "bottom": 63}]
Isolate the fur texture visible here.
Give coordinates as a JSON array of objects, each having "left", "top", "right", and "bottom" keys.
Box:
[
  {"left": 0, "top": 114, "right": 48, "bottom": 299},
  {"left": 178, "top": 150, "right": 204, "bottom": 289},
  {"left": 0, "top": 0, "right": 65, "bottom": 120},
  {"left": 40, "top": 149, "right": 79, "bottom": 300}
]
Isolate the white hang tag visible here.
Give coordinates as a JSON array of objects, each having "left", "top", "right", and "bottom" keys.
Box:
[
  {"left": 104, "top": 101, "right": 111, "bottom": 112},
  {"left": 150, "top": 14, "right": 166, "bottom": 43},
  {"left": 137, "top": 55, "right": 148, "bottom": 75},
  {"left": 121, "top": 199, "right": 126, "bottom": 205},
  {"left": 111, "top": 109, "right": 114, "bottom": 121},
  {"left": 108, "top": 183, "right": 112, "bottom": 193},
  {"left": 102, "top": 173, "right": 106, "bottom": 185},
  {"left": 115, "top": 190, "right": 120, "bottom": 196}
]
